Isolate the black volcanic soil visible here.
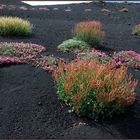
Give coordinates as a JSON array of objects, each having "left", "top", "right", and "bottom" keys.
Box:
[{"left": 0, "top": 1, "right": 140, "bottom": 138}]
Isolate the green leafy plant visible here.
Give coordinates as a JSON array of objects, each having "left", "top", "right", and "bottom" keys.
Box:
[
  {"left": 53, "top": 59, "right": 138, "bottom": 119},
  {"left": 57, "top": 39, "right": 90, "bottom": 52},
  {"left": 0, "top": 16, "right": 32, "bottom": 36},
  {"left": 72, "top": 20, "right": 104, "bottom": 46}
]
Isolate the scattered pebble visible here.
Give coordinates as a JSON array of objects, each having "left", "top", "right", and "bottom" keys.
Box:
[
  {"left": 53, "top": 7, "right": 59, "bottom": 11},
  {"left": 39, "top": 7, "right": 49, "bottom": 11},
  {"left": 84, "top": 8, "right": 92, "bottom": 12},
  {"left": 119, "top": 7, "right": 128, "bottom": 12},
  {"left": 73, "top": 122, "right": 87, "bottom": 127},
  {"left": 19, "top": 6, "right": 28, "bottom": 11},
  {"left": 65, "top": 9, "right": 72, "bottom": 12},
  {"left": 38, "top": 101, "right": 43, "bottom": 106},
  {"left": 101, "top": 8, "right": 110, "bottom": 12}
]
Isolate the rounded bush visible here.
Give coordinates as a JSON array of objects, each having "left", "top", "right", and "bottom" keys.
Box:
[
  {"left": 53, "top": 60, "right": 138, "bottom": 119},
  {"left": 0, "top": 17, "right": 32, "bottom": 36},
  {"left": 72, "top": 20, "right": 104, "bottom": 46},
  {"left": 132, "top": 24, "right": 140, "bottom": 36},
  {"left": 57, "top": 39, "right": 90, "bottom": 52}
]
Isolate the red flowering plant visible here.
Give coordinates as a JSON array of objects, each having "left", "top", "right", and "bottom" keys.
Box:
[
  {"left": 0, "top": 42, "right": 45, "bottom": 65},
  {"left": 72, "top": 20, "right": 105, "bottom": 46},
  {"left": 53, "top": 59, "right": 138, "bottom": 119}
]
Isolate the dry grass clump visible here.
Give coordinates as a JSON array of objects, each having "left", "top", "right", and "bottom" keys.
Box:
[
  {"left": 72, "top": 20, "right": 104, "bottom": 46},
  {"left": 0, "top": 16, "right": 32, "bottom": 36}
]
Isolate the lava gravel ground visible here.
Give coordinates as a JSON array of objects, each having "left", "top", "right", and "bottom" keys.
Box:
[{"left": 0, "top": 0, "right": 140, "bottom": 138}]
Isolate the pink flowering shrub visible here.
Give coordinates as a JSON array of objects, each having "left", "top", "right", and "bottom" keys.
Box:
[
  {"left": 31, "top": 55, "right": 65, "bottom": 73},
  {"left": 113, "top": 51, "right": 140, "bottom": 69},
  {"left": 0, "top": 42, "right": 45, "bottom": 65},
  {"left": 77, "top": 49, "right": 140, "bottom": 70},
  {"left": 0, "top": 56, "right": 22, "bottom": 64},
  {"left": 76, "top": 48, "right": 111, "bottom": 63}
]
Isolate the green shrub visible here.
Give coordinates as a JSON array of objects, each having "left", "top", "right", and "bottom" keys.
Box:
[
  {"left": 0, "top": 16, "right": 32, "bottom": 36},
  {"left": 53, "top": 59, "right": 138, "bottom": 119},
  {"left": 72, "top": 20, "right": 104, "bottom": 46},
  {"left": 57, "top": 39, "right": 90, "bottom": 52}
]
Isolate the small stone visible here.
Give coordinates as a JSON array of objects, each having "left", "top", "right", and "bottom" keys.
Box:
[
  {"left": 119, "top": 7, "right": 128, "bottom": 12},
  {"left": 15, "top": 102, "right": 18, "bottom": 105},
  {"left": 84, "top": 8, "right": 92, "bottom": 12},
  {"left": 65, "top": 9, "right": 72, "bottom": 12},
  {"left": 19, "top": 6, "right": 28, "bottom": 11},
  {"left": 73, "top": 122, "right": 86, "bottom": 127},
  {"left": 39, "top": 7, "right": 49, "bottom": 11},
  {"left": 38, "top": 101, "right": 43, "bottom": 106},
  {"left": 53, "top": 7, "right": 59, "bottom": 11},
  {"left": 101, "top": 8, "right": 110, "bottom": 12}
]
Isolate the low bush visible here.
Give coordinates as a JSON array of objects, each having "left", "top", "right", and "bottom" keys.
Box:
[
  {"left": 0, "top": 42, "right": 45, "bottom": 64},
  {"left": 77, "top": 49, "right": 140, "bottom": 70},
  {"left": 31, "top": 55, "right": 64, "bottom": 72},
  {"left": 53, "top": 59, "right": 138, "bottom": 119},
  {"left": 76, "top": 49, "right": 111, "bottom": 63},
  {"left": 132, "top": 24, "right": 140, "bottom": 36},
  {"left": 57, "top": 39, "right": 90, "bottom": 52},
  {"left": 72, "top": 20, "right": 104, "bottom": 46},
  {"left": 0, "top": 17, "right": 32, "bottom": 36},
  {"left": 113, "top": 50, "right": 140, "bottom": 69}
]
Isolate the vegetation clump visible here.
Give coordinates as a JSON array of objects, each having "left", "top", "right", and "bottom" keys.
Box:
[
  {"left": 57, "top": 39, "right": 90, "bottom": 52},
  {"left": 0, "top": 42, "right": 45, "bottom": 64},
  {"left": 72, "top": 20, "right": 104, "bottom": 46},
  {"left": 53, "top": 59, "right": 138, "bottom": 119},
  {"left": 0, "top": 17, "right": 32, "bottom": 36}
]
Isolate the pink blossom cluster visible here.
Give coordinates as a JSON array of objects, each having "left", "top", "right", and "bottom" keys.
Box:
[
  {"left": 31, "top": 55, "right": 65, "bottom": 73},
  {"left": 113, "top": 50, "right": 140, "bottom": 69},
  {"left": 0, "top": 42, "right": 45, "bottom": 65},
  {"left": 76, "top": 48, "right": 108, "bottom": 61},
  {"left": 91, "top": 48, "right": 107, "bottom": 57},
  {"left": 0, "top": 56, "right": 21, "bottom": 64},
  {"left": 76, "top": 49, "right": 140, "bottom": 70},
  {"left": 127, "top": 50, "right": 140, "bottom": 60},
  {"left": 0, "top": 41, "right": 140, "bottom": 73}
]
